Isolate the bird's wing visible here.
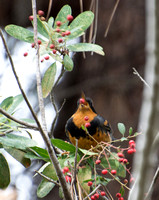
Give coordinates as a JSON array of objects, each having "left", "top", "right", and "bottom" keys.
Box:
[{"left": 91, "top": 115, "right": 113, "bottom": 138}]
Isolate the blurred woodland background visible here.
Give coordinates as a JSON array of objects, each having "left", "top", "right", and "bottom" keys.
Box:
[{"left": 1, "top": 0, "right": 158, "bottom": 200}]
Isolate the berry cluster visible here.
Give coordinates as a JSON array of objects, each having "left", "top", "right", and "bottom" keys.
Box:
[
  {"left": 62, "top": 166, "right": 71, "bottom": 183},
  {"left": 127, "top": 140, "right": 136, "bottom": 154},
  {"left": 116, "top": 193, "right": 124, "bottom": 200},
  {"left": 24, "top": 10, "right": 74, "bottom": 60}
]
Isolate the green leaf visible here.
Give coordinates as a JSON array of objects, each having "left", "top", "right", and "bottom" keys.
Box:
[
  {"left": 4, "top": 147, "right": 31, "bottom": 167},
  {"left": 0, "top": 96, "right": 13, "bottom": 111},
  {"left": 117, "top": 123, "right": 126, "bottom": 136},
  {"left": 48, "top": 17, "right": 54, "bottom": 28},
  {"left": 54, "top": 5, "right": 72, "bottom": 29},
  {"left": 67, "top": 11, "right": 94, "bottom": 39},
  {"left": 79, "top": 148, "right": 98, "bottom": 156},
  {"left": 7, "top": 94, "right": 23, "bottom": 114},
  {"left": 36, "top": 16, "right": 49, "bottom": 39},
  {"left": 63, "top": 54, "right": 74, "bottom": 71},
  {"left": 96, "top": 176, "right": 111, "bottom": 186},
  {"left": 51, "top": 138, "right": 76, "bottom": 152},
  {"left": 5, "top": 25, "right": 34, "bottom": 43},
  {"left": 119, "top": 186, "right": 125, "bottom": 197},
  {"left": 129, "top": 127, "right": 133, "bottom": 136},
  {"left": 67, "top": 43, "right": 105, "bottom": 56},
  {"left": 0, "top": 153, "right": 10, "bottom": 188},
  {"left": 37, "top": 179, "right": 55, "bottom": 198},
  {"left": 0, "top": 134, "right": 37, "bottom": 150},
  {"left": 42, "top": 63, "right": 57, "bottom": 98},
  {"left": 30, "top": 146, "right": 49, "bottom": 159}
]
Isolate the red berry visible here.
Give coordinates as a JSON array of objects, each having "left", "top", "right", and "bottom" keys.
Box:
[
  {"left": 65, "top": 30, "right": 71, "bottom": 36},
  {"left": 111, "top": 169, "right": 117, "bottom": 175},
  {"left": 85, "top": 122, "right": 91, "bottom": 128},
  {"left": 41, "top": 58, "right": 44, "bottom": 63},
  {"left": 94, "top": 193, "right": 99, "bottom": 199},
  {"left": 56, "top": 21, "right": 62, "bottom": 26},
  {"left": 58, "top": 38, "right": 63, "bottom": 43},
  {"left": 102, "top": 169, "right": 108, "bottom": 175},
  {"left": 119, "top": 158, "right": 124, "bottom": 163},
  {"left": 117, "top": 152, "right": 124, "bottom": 158},
  {"left": 23, "top": 52, "right": 28, "bottom": 57},
  {"left": 95, "top": 159, "right": 101, "bottom": 165},
  {"left": 56, "top": 28, "right": 61, "bottom": 33},
  {"left": 79, "top": 98, "right": 86, "bottom": 105},
  {"left": 124, "top": 179, "right": 128, "bottom": 184},
  {"left": 44, "top": 55, "right": 49, "bottom": 60},
  {"left": 130, "top": 143, "right": 136, "bottom": 148},
  {"left": 50, "top": 44, "right": 55, "bottom": 49},
  {"left": 127, "top": 148, "right": 134, "bottom": 154},
  {"left": 38, "top": 10, "right": 44, "bottom": 16},
  {"left": 123, "top": 159, "right": 128, "bottom": 164},
  {"left": 29, "top": 15, "right": 33, "bottom": 21},
  {"left": 84, "top": 116, "right": 89, "bottom": 121},
  {"left": 61, "top": 32, "right": 66, "bottom": 37},
  {"left": 67, "top": 14, "right": 74, "bottom": 21},
  {"left": 100, "top": 191, "right": 106, "bottom": 196},
  {"left": 119, "top": 197, "right": 124, "bottom": 200},
  {"left": 87, "top": 181, "right": 93, "bottom": 186},
  {"left": 91, "top": 195, "right": 95, "bottom": 200},
  {"left": 129, "top": 140, "right": 135, "bottom": 145},
  {"left": 52, "top": 49, "right": 57, "bottom": 54},
  {"left": 65, "top": 175, "right": 71, "bottom": 183},
  {"left": 116, "top": 193, "right": 121, "bottom": 198},
  {"left": 31, "top": 43, "right": 35, "bottom": 48},
  {"left": 63, "top": 167, "right": 69, "bottom": 173},
  {"left": 38, "top": 40, "right": 42, "bottom": 45}
]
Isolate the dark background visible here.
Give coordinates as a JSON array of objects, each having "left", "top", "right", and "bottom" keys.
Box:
[{"left": 0, "top": 0, "right": 145, "bottom": 199}]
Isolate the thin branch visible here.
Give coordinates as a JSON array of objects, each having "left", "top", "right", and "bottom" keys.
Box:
[
  {"left": 145, "top": 166, "right": 159, "bottom": 200},
  {"left": 46, "top": 0, "right": 53, "bottom": 21},
  {"left": 31, "top": 1, "right": 72, "bottom": 200},
  {"left": 35, "top": 170, "right": 60, "bottom": 186},
  {"left": 32, "top": 0, "right": 48, "bottom": 133},
  {"left": 104, "top": 0, "right": 120, "bottom": 37},
  {"left": 0, "top": 108, "right": 39, "bottom": 130},
  {"left": 133, "top": 67, "right": 151, "bottom": 88},
  {"left": 83, "top": 184, "right": 101, "bottom": 200}
]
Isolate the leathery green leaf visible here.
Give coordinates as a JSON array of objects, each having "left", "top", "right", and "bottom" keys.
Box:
[
  {"left": 4, "top": 147, "right": 31, "bottom": 168},
  {"left": 5, "top": 25, "right": 34, "bottom": 43},
  {"left": 67, "top": 11, "right": 94, "bottom": 40},
  {"left": 0, "top": 153, "right": 10, "bottom": 188},
  {"left": 63, "top": 54, "right": 74, "bottom": 71},
  {"left": 67, "top": 43, "right": 105, "bottom": 56},
  {"left": 54, "top": 5, "right": 71, "bottom": 29},
  {"left": 42, "top": 63, "right": 57, "bottom": 98}
]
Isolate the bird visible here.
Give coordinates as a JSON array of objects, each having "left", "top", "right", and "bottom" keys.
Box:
[{"left": 65, "top": 93, "right": 113, "bottom": 150}]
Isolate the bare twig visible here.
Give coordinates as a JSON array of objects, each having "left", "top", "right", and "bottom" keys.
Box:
[
  {"left": 104, "top": 0, "right": 120, "bottom": 37},
  {"left": 35, "top": 170, "right": 60, "bottom": 186},
  {"left": 31, "top": 1, "right": 72, "bottom": 200},
  {"left": 0, "top": 108, "right": 39, "bottom": 130},
  {"left": 46, "top": 0, "right": 53, "bottom": 21},
  {"left": 83, "top": 184, "right": 101, "bottom": 200},
  {"left": 32, "top": 0, "right": 47, "bottom": 133},
  {"left": 145, "top": 166, "right": 159, "bottom": 199},
  {"left": 133, "top": 67, "right": 151, "bottom": 88}
]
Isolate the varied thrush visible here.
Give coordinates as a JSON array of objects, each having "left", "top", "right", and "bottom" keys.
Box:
[{"left": 65, "top": 94, "right": 113, "bottom": 150}]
